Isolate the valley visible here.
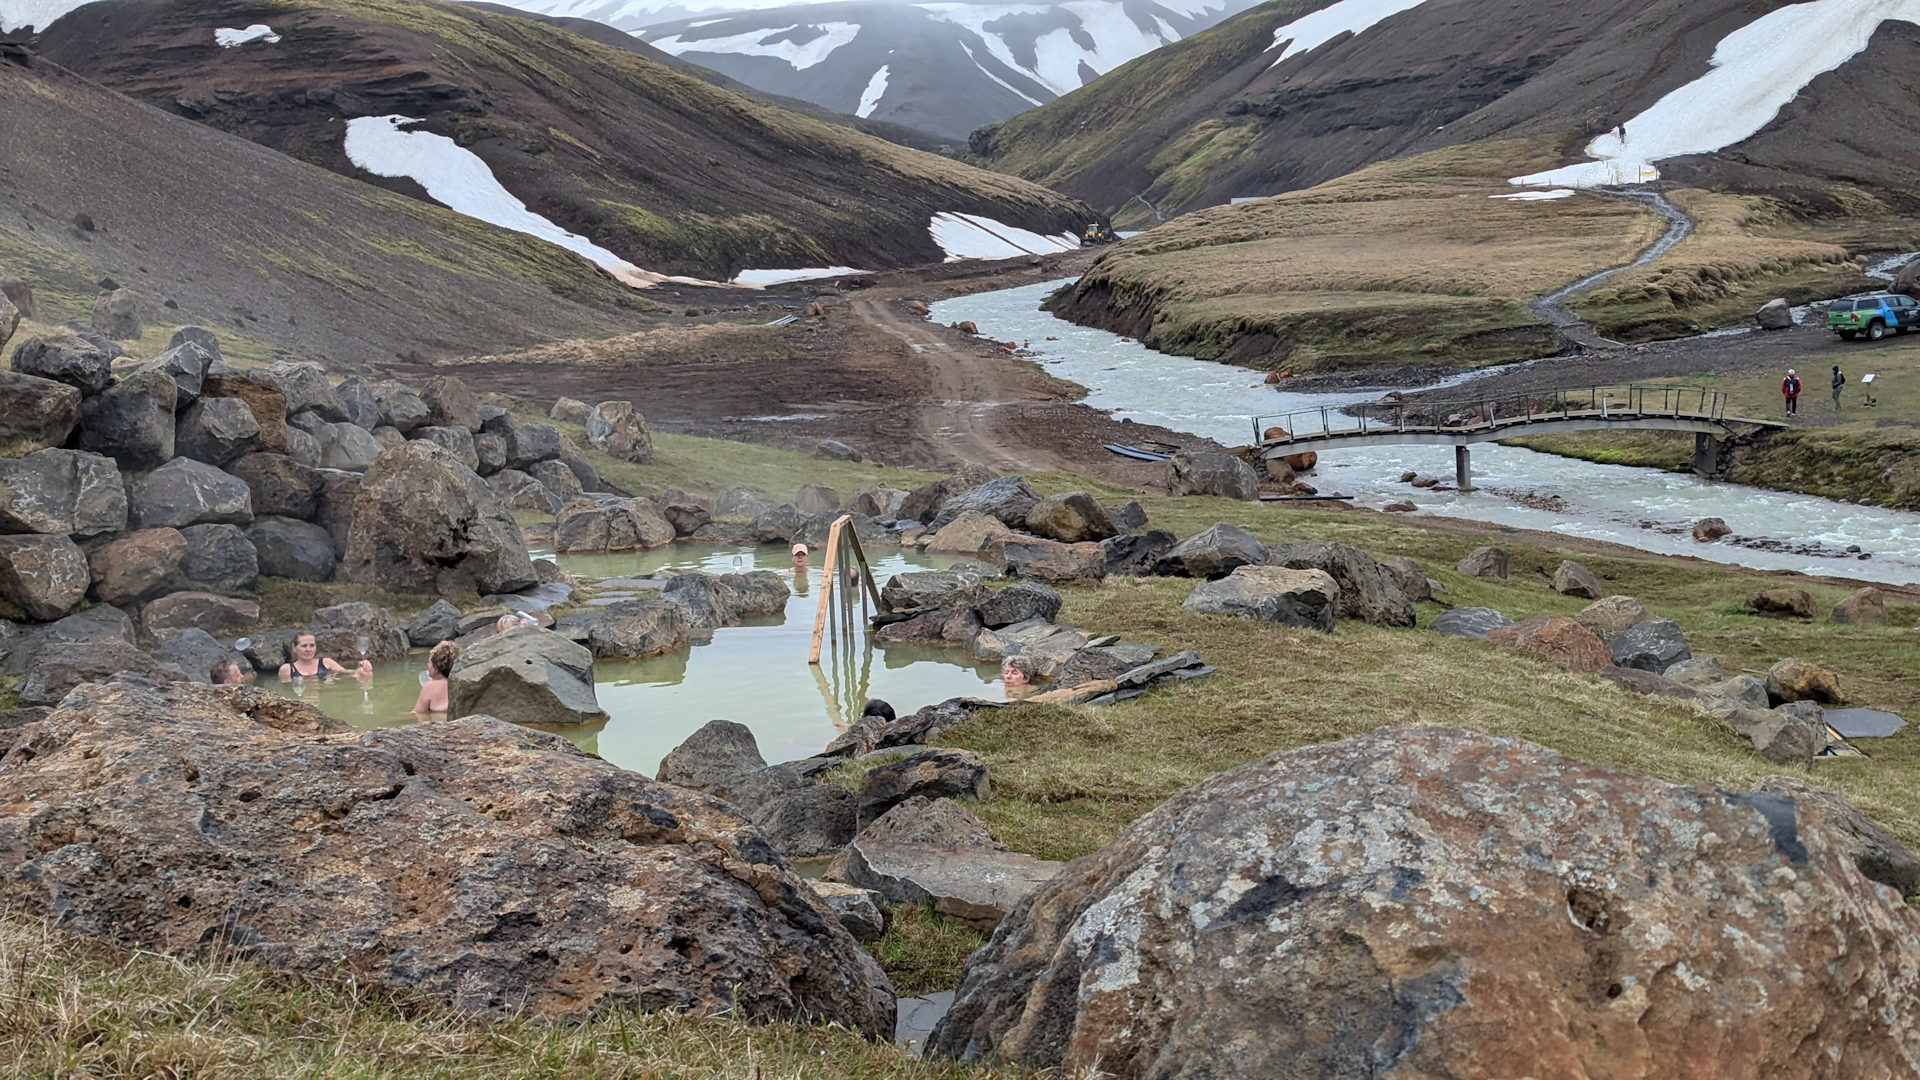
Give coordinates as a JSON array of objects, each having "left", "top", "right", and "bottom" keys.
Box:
[{"left": 4, "top": 0, "right": 1920, "bottom": 1075}]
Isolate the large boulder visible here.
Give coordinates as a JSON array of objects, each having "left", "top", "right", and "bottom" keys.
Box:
[
  {"left": 549, "top": 396, "right": 591, "bottom": 424},
  {"left": 143, "top": 591, "right": 259, "bottom": 635},
  {"left": 527, "top": 459, "right": 584, "bottom": 502},
  {"left": 371, "top": 380, "right": 430, "bottom": 433},
  {"left": 976, "top": 582, "right": 1061, "bottom": 628},
  {"left": 1182, "top": 566, "right": 1338, "bottom": 631},
  {"left": 447, "top": 625, "right": 602, "bottom": 725},
  {"left": 926, "top": 727, "right": 1920, "bottom": 1075},
  {"left": 1750, "top": 587, "right": 1815, "bottom": 619},
  {"left": 829, "top": 796, "right": 1060, "bottom": 929},
  {"left": 489, "top": 468, "right": 558, "bottom": 514},
  {"left": 88, "top": 528, "right": 185, "bottom": 604},
  {"left": 0, "top": 534, "right": 90, "bottom": 620},
  {"left": 554, "top": 497, "right": 675, "bottom": 554},
  {"left": 0, "top": 683, "right": 893, "bottom": 1031},
  {"left": 413, "top": 425, "right": 481, "bottom": 472},
  {"left": 1609, "top": 617, "right": 1691, "bottom": 672},
  {"left": 1485, "top": 614, "right": 1612, "bottom": 672},
  {"left": 587, "top": 599, "right": 689, "bottom": 659},
  {"left": 1266, "top": 541, "right": 1415, "bottom": 627},
  {"left": 18, "top": 639, "right": 188, "bottom": 705},
  {"left": 1549, "top": 559, "right": 1603, "bottom": 599},
  {"left": 1100, "top": 529, "right": 1175, "bottom": 577},
  {"left": 140, "top": 342, "right": 215, "bottom": 405},
  {"left": 312, "top": 470, "right": 359, "bottom": 554},
  {"left": 897, "top": 466, "right": 997, "bottom": 524},
  {"left": 882, "top": 570, "right": 989, "bottom": 613},
  {"left": 924, "top": 510, "right": 1013, "bottom": 555},
  {"left": 848, "top": 485, "right": 908, "bottom": 520},
  {"left": 92, "top": 287, "right": 142, "bottom": 338},
  {"left": 0, "top": 371, "right": 82, "bottom": 455},
  {"left": 1378, "top": 555, "right": 1431, "bottom": 603},
  {"left": 1165, "top": 451, "right": 1258, "bottom": 501},
  {"left": 309, "top": 601, "right": 409, "bottom": 662},
  {"left": 504, "top": 422, "right": 562, "bottom": 469},
  {"left": 313, "top": 421, "right": 384, "bottom": 472},
  {"left": 225, "top": 453, "right": 322, "bottom": 520},
  {"left": 1832, "top": 587, "right": 1888, "bottom": 626},
  {"left": 77, "top": 367, "right": 176, "bottom": 471},
  {"left": 1576, "top": 595, "right": 1651, "bottom": 642},
  {"left": 1428, "top": 606, "right": 1514, "bottom": 639},
  {"left": 656, "top": 719, "right": 768, "bottom": 788},
  {"left": 1455, "top": 545, "right": 1509, "bottom": 579},
  {"left": 11, "top": 333, "right": 110, "bottom": 394},
  {"left": 585, "top": 401, "right": 653, "bottom": 463},
  {"left": 179, "top": 523, "right": 258, "bottom": 592},
  {"left": 340, "top": 441, "right": 535, "bottom": 596},
  {"left": 472, "top": 431, "right": 507, "bottom": 475},
  {"left": 0, "top": 449, "right": 125, "bottom": 536},
  {"left": 1720, "top": 705, "right": 1825, "bottom": 768},
  {"left": 1025, "top": 492, "right": 1116, "bottom": 543},
  {"left": 150, "top": 627, "right": 233, "bottom": 685},
  {"left": 404, "top": 599, "right": 463, "bottom": 648},
  {"left": 198, "top": 371, "right": 289, "bottom": 454},
  {"left": 1754, "top": 775, "right": 1920, "bottom": 898},
  {"left": 995, "top": 538, "right": 1106, "bottom": 584},
  {"left": 248, "top": 517, "right": 335, "bottom": 582},
  {"left": 130, "top": 458, "right": 252, "bottom": 529},
  {"left": 419, "top": 375, "right": 479, "bottom": 431},
  {"left": 1766, "top": 657, "right": 1843, "bottom": 706},
  {"left": 749, "top": 502, "right": 801, "bottom": 544},
  {"left": 333, "top": 376, "right": 380, "bottom": 431},
  {"left": 936, "top": 476, "right": 1042, "bottom": 529},
  {"left": 794, "top": 481, "right": 840, "bottom": 517},
  {"left": 1155, "top": 523, "right": 1266, "bottom": 579},
  {"left": 176, "top": 396, "right": 261, "bottom": 466},
  {"left": 1755, "top": 297, "right": 1793, "bottom": 329}
]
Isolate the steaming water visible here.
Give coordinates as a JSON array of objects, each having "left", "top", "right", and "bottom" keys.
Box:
[
  {"left": 930, "top": 281, "right": 1920, "bottom": 586},
  {"left": 268, "top": 546, "right": 1002, "bottom": 775}
]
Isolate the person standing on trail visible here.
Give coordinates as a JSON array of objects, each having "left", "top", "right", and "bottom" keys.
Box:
[
  {"left": 1832, "top": 365, "right": 1846, "bottom": 409},
  {"left": 1781, "top": 369, "right": 1801, "bottom": 415}
]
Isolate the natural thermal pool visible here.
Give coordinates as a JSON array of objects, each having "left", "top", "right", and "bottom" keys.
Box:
[
  {"left": 931, "top": 281, "right": 1920, "bottom": 586},
  {"left": 267, "top": 546, "right": 1003, "bottom": 775}
]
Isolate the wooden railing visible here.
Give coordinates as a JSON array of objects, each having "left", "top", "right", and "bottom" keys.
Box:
[
  {"left": 1252, "top": 384, "right": 1731, "bottom": 445},
  {"left": 808, "top": 515, "right": 887, "bottom": 665}
]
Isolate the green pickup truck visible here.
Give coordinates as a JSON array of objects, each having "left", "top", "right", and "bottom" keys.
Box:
[{"left": 1827, "top": 293, "right": 1918, "bottom": 340}]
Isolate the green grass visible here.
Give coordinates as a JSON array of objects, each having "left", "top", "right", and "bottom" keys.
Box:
[
  {"left": 1505, "top": 339, "right": 1920, "bottom": 508},
  {"left": 0, "top": 915, "right": 1042, "bottom": 1079},
  {"left": 552, "top": 421, "right": 942, "bottom": 505},
  {"left": 863, "top": 908, "right": 990, "bottom": 997}
]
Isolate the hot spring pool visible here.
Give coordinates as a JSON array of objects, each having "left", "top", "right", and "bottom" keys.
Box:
[{"left": 267, "top": 546, "right": 1004, "bottom": 776}]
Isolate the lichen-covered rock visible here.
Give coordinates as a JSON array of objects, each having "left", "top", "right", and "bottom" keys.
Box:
[
  {"left": 1767, "top": 657, "right": 1843, "bottom": 706},
  {"left": 0, "top": 683, "right": 893, "bottom": 1031},
  {"left": 927, "top": 727, "right": 1920, "bottom": 1076},
  {"left": 829, "top": 796, "right": 1059, "bottom": 929},
  {"left": 0, "top": 534, "right": 90, "bottom": 620},
  {"left": 87, "top": 528, "right": 185, "bottom": 605},
  {"left": 526, "top": 459, "right": 584, "bottom": 503},
  {"left": 10, "top": 333, "right": 110, "bottom": 394},
  {"left": 1486, "top": 614, "right": 1613, "bottom": 672},
  {"left": 856, "top": 748, "right": 991, "bottom": 827},
  {"left": 1549, "top": 559, "right": 1603, "bottom": 599},
  {"left": 447, "top": 625, "right": 601, "bottom": 726},
  {"left": 554, "top": 497, "right": 674, "bottom": 554},
  {"left": 882, "top": 570, "right": 989, "bottom": 613},
  {"left": 0, "top": 371, "right": 82, "bottom": 456},
  {"left": 340, "top": 441, "right": 535, "bottom": 596},
  {"left": 131, "top": 458, "right": 253, "bottom": 530},
  {"left": 413, "top": 426, "right": 480, "bottom": 472},
  {"left": 1754, "top": 775, "right": 1920, "bottom": 898},
  {"left": 1155, "top": 523, "right": 1265, "bottom": 580},
  {"left": 0, "top": 449, "right": 125, "bottom": 537},
  {"left": 1164, "top": 452, "right": 1257, "bottom": 501},
  {"left": 142, "top": 591, "right": 259, "bottom": 635},
  {"left": 176, "top": 396, "right": 262, "bottom": 466},
  {"left": 976, "top": 582, "right": 1061, "bottom": 629},
  {"left": 309, "top": 601, "right": 409, "bottom": 662},
  {"left": 419, "top": 376, "right": 479, "bottom": 432},
  {"left": 1832, "top": 587, "right": 1888, "bottom": 626},
  {"left": 585, "top": 401, "right": 653, "bottom": 463},
  {"left": 225, "top": 454, "right": 322, "bottom": 520},
  {"left": 1025, "top": 492, "right": 1117, "bottom": 544}
]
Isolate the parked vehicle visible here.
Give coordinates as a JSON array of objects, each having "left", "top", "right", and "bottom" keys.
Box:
[{"left": 1827, "top": 293, "right": 1917, "bottom": 340}]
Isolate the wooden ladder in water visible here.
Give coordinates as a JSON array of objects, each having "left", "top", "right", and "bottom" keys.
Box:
[{"left": 808, "top": 515, "right": 888, "bottom": 664}]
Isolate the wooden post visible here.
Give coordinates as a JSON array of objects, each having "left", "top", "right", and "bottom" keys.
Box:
[{"left": 808, "top": 517, "right": 845, "bottom": 664}]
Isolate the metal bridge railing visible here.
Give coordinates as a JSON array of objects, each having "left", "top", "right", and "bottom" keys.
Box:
[{"left": 1252, "top": 383, "right": 1729, "bottom": 445}]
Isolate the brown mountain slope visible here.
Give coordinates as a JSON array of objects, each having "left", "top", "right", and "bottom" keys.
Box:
[
  {"left": 0, "top": 45, "right": 648, "bottom": 366},
  {"left": 975, "top": 0, "right": 1920, "bottom": 222},
  {"left": 36, "top": 0, "right": 1094, "bottom": 280}
]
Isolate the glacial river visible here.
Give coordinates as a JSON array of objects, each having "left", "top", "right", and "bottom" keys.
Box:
[{"left": 931, "top": 281, "right": 1920, "bottom": 587}]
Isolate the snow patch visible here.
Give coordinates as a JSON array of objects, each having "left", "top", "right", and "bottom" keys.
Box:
[
  {"left": 1490, "top": 189, "right": 1576, "bottom": 201},
  {"left": 732, "top": 266, "right": 868, "bottom": 287},
  {"left": 0, "top": 0, "right": 88, "bottom": 31},
  {"left": 930, "top": 213, "right": 1078, "bottom": 261},
  {"left": 650, "top": 21, "right": 860, "bottom": 70},
  {"left": 1512, "top": 0, "right": 1920, "bottom": 189},
  {"left": 856, "top": 64, "right": 889, "bottom": 117},
  {"left": 343, "top": 115, "right": 714, "bottom": 289},
  {"left": 927, "top": 1, "right": 1179, "bottom": 96},
  {"left": 215, "top": 24, "right": 281, "bottom": 46},
  {"left": 1268, "top": 0, "right": 1431, "bottom": 65},
  {"left": 959, "top": 41, "right": 1044, "bottom": 106}
]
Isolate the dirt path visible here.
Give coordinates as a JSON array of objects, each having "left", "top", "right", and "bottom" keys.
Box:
[{"left": 1529, "top": 190, "right": 1695, "bottom": 349}]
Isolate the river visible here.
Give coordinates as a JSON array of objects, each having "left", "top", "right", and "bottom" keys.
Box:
[{"left": 930, "top": 280, "right": 1920, "bottom": 587}]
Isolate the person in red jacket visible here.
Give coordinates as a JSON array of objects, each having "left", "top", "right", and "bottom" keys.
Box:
[{"left": 1782, "top": 369, "right": 1802, "bottom": 415}]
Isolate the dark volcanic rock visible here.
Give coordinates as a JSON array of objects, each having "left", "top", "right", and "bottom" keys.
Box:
[
  {"left": 87, "top": 528, "right": 185, "bottom": 605},
  {"left": 1155, "top": 522, "right": 1265, "bottom": 579},
  {"left": 855, "top": 747, "right": 991, "bottom": 827},
  {"left": 0, "top": 449, "right": 126, "bottom": 537},
  {"left": 176, "top": 396, "right": 262, "bottom": 466},
  {"left": 372, "top": 380, "right": 430, "bottom": 433},
  {"left": 130, "top": 458, "right": 253, "bottom": 530},
  {"left": 226, "top": 453, "right": 323, "bottom": 520},
  {"left": 1429, "top": 607, "right": 1514, "bottom": 640},
  {"left": 18, "top": 638, "right": 188, "bottom": 705},
  {"left": 78, "top": 366, "right": 177, "bottom": 471},
  {"left": 1182, "top": 566, "right": 1338, "bottom": 631},
  {"left": 340, "top": 441, "right": 535, "bottom": 596},
  {"left": 248, "top": 517, "right": 335, "bottom": 582},
  {"left": 11, "top": 333, "right": 110, "bottom": 394},
  {"left": 975, "top": 581, "right": 1061, "bottom": 628},
  {"left": 0, "top": 534, "right": 91, "bottom": 621},
  {"left": 1609, "top": 617, "right": 1691, "bottom": 673},
  {"left": 657, "top": 719, "right": 768, "bottom": 789},
  {"left": 179, "top": 523, "right": 259, "bottom": 593},
  {"left": 405, "top": 599, "right": 463, "bottom": 648},
  {"left": 1100, "top": 529, "right": 1175, "bottom": 577},
  {"left": 0, "top": 683, "right": 894, "bottom": 1031},
  {"left": 447, "top": 625, "right": 601, "bottom": 726},
  {"left": 0, "top": 371, "right": 83, "bottom": 455},
  {"left": 927, "top": 728, "right": 1920, "bottom": 1075},
  {"left": 1265, "top": 541, "right": 1415, "bottom": 627}
]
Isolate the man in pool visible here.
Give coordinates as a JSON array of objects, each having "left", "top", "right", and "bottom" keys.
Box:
[
  {"left": 791, "top": 542, "right": 809, "bottom": 569},
  {"left": 413, "top": 640, "right": 459, "bottom": 716},
  {"left": 278, "top": 632, "right": 372, "bottom": 682},
  {"left": 209, "top": 657, "right": 250, "bottom": 685}
]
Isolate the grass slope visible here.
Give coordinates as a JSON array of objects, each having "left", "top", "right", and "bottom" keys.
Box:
[{"left": 38, "top": 0, "right": 1093, "bottom": 281}]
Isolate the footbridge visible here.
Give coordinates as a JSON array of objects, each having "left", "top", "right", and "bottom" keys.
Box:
[{"left": 1254, "top": 384, "right": 1784, "bottom": 490}]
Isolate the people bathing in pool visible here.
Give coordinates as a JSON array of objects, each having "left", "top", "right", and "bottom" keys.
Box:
[
  {"left": 277, "top": 632, "right": 372, "bottom": 682},
  {"left": 413, "top": 640, "right": 459, "bottom": 716},
  {"left": 209, "top": 657, "right": 250, "bottom": 685}
]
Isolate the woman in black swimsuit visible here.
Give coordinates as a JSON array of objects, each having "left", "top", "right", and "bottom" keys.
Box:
[{"left": 278, "top": 632, "right": 372, "bottom": 682}]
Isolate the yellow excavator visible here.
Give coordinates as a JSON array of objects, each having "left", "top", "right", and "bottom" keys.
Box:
[{"left": 1082, "top": 222, "right": 1118, "bottom": 245}]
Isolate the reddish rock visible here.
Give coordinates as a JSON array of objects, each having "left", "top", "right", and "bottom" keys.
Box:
[
  {"left": 1693, "top": 517, "right": 1731, "bottom": 542},
  {"left": 1486, "top": 614, "right": 1613, "bottom": 672},
  {"left": 1749, "top": 588, "right": 1814, "bottom": 619}
]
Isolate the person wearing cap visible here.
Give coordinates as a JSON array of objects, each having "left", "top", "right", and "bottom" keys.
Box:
[
  {"left": 1781, "top": 369, "right": 1801, "bottom": 415},
  {"left": 791, "top": 542, "right": 809, "bottom": 570}
]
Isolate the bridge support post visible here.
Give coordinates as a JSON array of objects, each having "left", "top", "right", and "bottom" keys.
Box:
[
  {"left": 1692, "top": 432, "right": 1720, "bottom": 478},
  {"left": 1454, "top": 445, "right": 1473, "bottom": 491}
]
